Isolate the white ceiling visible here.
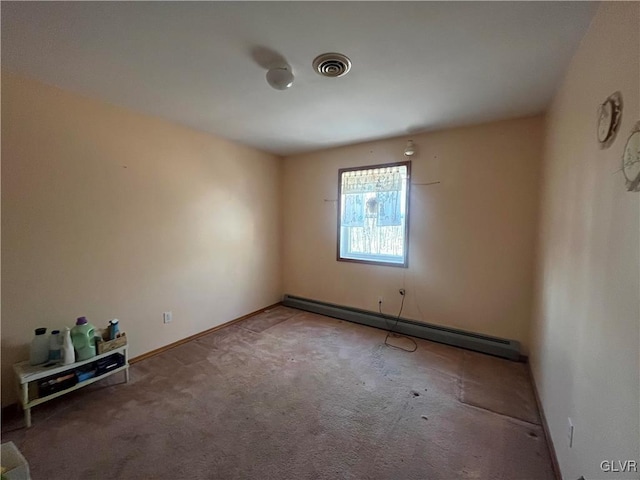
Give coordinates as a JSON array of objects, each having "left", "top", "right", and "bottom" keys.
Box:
[{"left": 2, "top": 2, "right": 596, "bottom": 156}]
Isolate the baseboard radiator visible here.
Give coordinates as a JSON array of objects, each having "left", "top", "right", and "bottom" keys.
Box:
[{"left": 282, "top": 294, "right": 521, "bottom": 361}]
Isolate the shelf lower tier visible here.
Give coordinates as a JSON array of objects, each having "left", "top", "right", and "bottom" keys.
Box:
[{"left": 22, "top": 364, "right": 129, "bottom": 409}]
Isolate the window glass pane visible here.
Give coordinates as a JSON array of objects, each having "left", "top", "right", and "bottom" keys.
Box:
[{"left": 338, "top": 163, "right": 409, "bottom": 266}]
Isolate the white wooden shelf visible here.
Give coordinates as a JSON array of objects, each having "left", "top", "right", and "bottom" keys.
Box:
[{"left": 13, "top": 345, "right": 129, "bottom": 427}]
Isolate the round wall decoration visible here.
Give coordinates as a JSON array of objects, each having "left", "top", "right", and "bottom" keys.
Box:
[{"left": 597, "top": 91, "right": 622, "bottom": 149}]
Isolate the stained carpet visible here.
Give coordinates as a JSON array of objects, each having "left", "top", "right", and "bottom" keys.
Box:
[{"left": 2, "top": 306, "right": 555, "bottom": 479}]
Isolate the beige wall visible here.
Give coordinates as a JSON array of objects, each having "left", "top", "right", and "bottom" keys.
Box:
[
  {"left": 530, "top": 3, "right": 639, "bottom": 479},
  {"left": 282, "top": 116, "right": 543, "bottom": 353},
  {"left": 1, "top": 73, "right": 282, "bottom": 406}
]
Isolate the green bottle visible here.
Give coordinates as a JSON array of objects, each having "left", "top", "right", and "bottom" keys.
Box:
[{"left": 71, "top": 317, "right": 96, "bottom": 361}]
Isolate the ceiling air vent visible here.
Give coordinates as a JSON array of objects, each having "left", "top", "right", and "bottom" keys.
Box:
[{"left": 313, "top": 53, "right": 352, "bottom": 78}]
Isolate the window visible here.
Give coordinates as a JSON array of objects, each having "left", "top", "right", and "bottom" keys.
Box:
[{"left": 337, "top": 162, "right": 410, "bottom": 267}]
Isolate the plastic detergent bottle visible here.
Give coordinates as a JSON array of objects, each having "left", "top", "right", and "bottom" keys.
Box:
[
  {"left": 30, "top": 328, "right": 49, "bottom": 365},
  {"left": 71, "top": 317, "right": 96, "bottom": 361},
  {"left": 62, "top": 327, "right": 75, "bottom": 365},
  {"left": 48, "top": 330, "right": 62, "bottom": 361}
]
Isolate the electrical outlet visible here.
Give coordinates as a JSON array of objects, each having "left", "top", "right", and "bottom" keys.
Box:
[
  {"left": 399, "top": 288, "right": 406, "bottom": 296},
  {"left": 567, "top": 418, "right": 574, "bottom": 448},
  {"left": 378, "top": 296, "right": 384, "bottom": 304},
  {"left": 163, "top": 311, "right": 172, "bottom": 324}
]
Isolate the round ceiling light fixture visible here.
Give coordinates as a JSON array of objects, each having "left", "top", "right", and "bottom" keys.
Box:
[
  {"left": 404, "top": 140, "right": 416, "bottom": 157},
  {"left": 312, "top": 52, "right": 352, "bottom": 78},
  {"left": 266, "top": 66, "right": 294, "bottom": 90}
]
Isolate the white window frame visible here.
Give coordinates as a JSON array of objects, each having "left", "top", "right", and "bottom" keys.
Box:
[{"left": 337, "top": 161, "right": 411, "bottom": 268}]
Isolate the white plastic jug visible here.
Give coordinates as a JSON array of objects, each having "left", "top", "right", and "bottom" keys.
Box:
[
  {"left": 62, "top": 327, "right": 75, "bottom": 365},
  {"left": 29, "top": 328, "right": 49, "bottom": 365},
  {"left": 49, "top": 330, "right": 61, "bottom": 361}
]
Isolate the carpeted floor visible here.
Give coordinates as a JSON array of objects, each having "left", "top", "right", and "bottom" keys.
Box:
[{"left": 2, "top": 306, "right": 556, "bottom": 479}]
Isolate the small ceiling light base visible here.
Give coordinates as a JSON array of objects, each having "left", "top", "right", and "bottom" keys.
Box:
[
  {"left": 266, "top": 66, "right": 294, "bottom": 90},
  {"left": 404, "top": 140, "right": 416, "bottom": 156}
]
